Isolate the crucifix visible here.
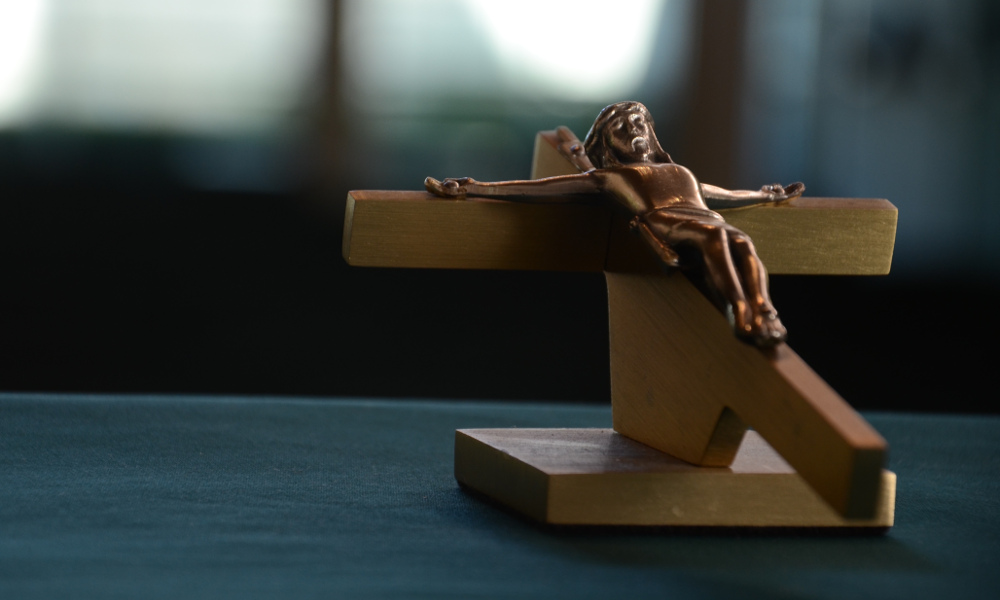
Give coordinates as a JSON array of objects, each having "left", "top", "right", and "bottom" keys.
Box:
[{"left": 343, "top": 102, "right": 898, "bottom": 528}]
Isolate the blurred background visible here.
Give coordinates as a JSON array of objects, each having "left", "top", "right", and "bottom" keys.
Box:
[{"left": 0, "top": 0, "right": 996, "bottom": 412}]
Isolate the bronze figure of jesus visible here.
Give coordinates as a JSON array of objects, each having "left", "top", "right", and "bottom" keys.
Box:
[{"left": 425, "top": 101, "right": 804, "bottom": 347}]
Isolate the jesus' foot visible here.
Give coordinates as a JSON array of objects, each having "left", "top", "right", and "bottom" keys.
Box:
[
  {"left": 734, "top": 306, "right": 787, "bottom": 348},
  {"left": 740, "top": 310, "right": 787, "bottom": 348}
]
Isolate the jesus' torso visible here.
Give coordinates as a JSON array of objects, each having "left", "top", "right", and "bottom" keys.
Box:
[{"left": 596, "top": 163, "right": 722, "bottom": 221}]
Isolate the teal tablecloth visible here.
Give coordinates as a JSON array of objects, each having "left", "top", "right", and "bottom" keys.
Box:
[{"left": 1, "top": 393, "right": 997, "bottom": 599}]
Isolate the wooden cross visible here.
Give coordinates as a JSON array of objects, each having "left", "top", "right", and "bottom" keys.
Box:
[{"left": 343, "top": 129, "right": 898, "bottom": 527}]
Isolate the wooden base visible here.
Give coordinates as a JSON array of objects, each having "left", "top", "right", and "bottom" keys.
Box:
[{"left": 455, "top": 428, "right": 895, "bottom": 528}]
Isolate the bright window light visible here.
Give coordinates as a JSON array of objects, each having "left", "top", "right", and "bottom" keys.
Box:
[
  {"left": 0, "top": 0, "right": 48, "bottom": 126},
  {"left": 465, "top": 0, "right": 664, "bottom": 100}
]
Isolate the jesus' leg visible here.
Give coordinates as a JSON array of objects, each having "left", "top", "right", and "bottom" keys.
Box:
[
  {"left": 726, "top": 228, "right": 786, "bottom": 346},
  {"left": 646, "top": 215, "right": 755, "bottom": 340}
]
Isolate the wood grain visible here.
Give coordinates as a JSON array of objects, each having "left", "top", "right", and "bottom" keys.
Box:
[
  {"left": 343, "top": 190, "right": 613, "bottom": 271},
  {"left": 530, "top": 130, "right": 586, "bottom": 180},
  {"left": 723, "top": 198, "right": 897, "bottom": 275},
  {"left": 455, "top": 428, "right": 896, "bottom": 527}
]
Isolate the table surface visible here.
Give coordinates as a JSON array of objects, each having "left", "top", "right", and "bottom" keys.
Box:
[{"left": 1, "top": 393, "right": 997, "bottom": 599}]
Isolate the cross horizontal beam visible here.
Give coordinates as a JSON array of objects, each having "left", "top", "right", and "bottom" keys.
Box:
[{"left": 343, "top": 191, "right": 897, "bottom": 275}]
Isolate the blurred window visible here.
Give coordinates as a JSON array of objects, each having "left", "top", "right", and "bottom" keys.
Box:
[
  {"left": 0, "top": 0, "right": 325, "bottom": 134},
  {"left": 342, "top": 0, "right": 687, "bottom": 112}
]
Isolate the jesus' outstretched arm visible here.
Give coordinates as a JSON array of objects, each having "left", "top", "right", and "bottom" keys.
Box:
[
  {"left": 700, "top": 182, "right": 805, "bottom": 209},
  {"left": 424, "top": 172, "right": 604, "bottom": 202}
]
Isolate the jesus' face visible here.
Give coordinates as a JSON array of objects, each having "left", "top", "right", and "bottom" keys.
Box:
[{"left": 604, "top": 108, "right": 654, "bottom": 164}]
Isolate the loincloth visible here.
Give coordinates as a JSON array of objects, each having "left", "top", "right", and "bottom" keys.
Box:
[{"left": 629, "top": 205, "right": 725, "bottom": 232}]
